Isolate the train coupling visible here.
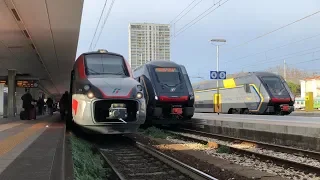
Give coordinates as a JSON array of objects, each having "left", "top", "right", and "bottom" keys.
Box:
[
  {"left": 109, "top": 103, "right": 128, "bottom": 119},
  {"left": 171, "top": 105, "right": 183, "bottom": 115},
  {"left": 280, "top": 104, "right": 293, "bottom": 112}
]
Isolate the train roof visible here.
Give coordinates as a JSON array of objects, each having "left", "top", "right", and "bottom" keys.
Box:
[
  {"left": 192, "top": 71, "right": 279, "bottom": 86},
  {"left": 247, "top": 71, "right": 279, "bottom": 76},
  {"left": 82, "top": 51, "right": 123, "bottom": 57},
  {"left": 77, "top": 49, "right": 124, "bottom": 59},
  {"left": 145, "top": 60, "right": 179, "bottom": 67}
]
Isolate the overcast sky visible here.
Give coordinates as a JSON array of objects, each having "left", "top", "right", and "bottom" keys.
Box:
[{"left": 76, "top": 0, "right": 320, "bottom": 82}]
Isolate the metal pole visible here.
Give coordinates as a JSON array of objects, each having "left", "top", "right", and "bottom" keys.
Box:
[
  {"left": 284, "top": 59, "right": 286, "bottom": 80},
  {"left": 216, "top": 45, "right": 220, "bottom": 115}
]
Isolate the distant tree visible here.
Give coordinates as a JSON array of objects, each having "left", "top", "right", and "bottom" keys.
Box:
[{"left": 286, "top": 81, "right": 300, "bottom": 96}]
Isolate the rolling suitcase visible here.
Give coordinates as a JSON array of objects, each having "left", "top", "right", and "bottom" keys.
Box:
[
  {"left": 20, "top": 110, "right": 27, "bottom": 120},
  {"left": 29, "top": 105, "right": 36, "bottom": 120}
]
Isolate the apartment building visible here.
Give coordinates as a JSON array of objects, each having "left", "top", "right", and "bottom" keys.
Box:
[{"left": 128, "top": 23, "right": 170, "bottom": 70}]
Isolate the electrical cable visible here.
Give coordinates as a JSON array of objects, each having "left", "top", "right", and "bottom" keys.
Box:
[
  {"left": 174, "top": 0, "right": 230, "bottom": 38},
  {"left": 226, "top": 10, "right": 320, "bottom": 51},
  {"left": 88, "top": 0, "right": 108, "bottom": 51},
  {"left": 240, "top": 48, "right": 320, "bottom": 69},
  {"left": 92, "top": 0, "right": 116, "bottom": 50},
  {"left": 169, "top": 0, "right": 198, "bottom": 24},
  {"left": 225, "top": 32, "right": 320, "bottom": 63}
]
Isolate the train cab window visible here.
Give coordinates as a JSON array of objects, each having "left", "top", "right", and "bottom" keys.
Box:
[
  {"left": 84, "top": 54, "right": 130, "bottom": 77},
  {"left": 244, "top": 84, "right": 251, "bottom": 93},
  {"left": 154, "top": 67, "right": 181, "bottom": 85}
]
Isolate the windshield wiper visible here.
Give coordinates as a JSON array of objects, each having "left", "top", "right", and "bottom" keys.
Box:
[
  {"left": 101, "top": 72, "right": 125, "bottom": 75},
  {"left": 86, "top": 68, "right": 125, "bottom": 75},
  {"left": 87, "top": 68, "right": 101, "bottom": 75}
]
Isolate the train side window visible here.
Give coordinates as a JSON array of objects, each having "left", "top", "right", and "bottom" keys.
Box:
[{"left": 244, "top": 84, "right": 251, "bottom": 93}]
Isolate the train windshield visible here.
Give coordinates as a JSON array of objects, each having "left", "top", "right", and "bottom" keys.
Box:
[
  {"left": 261, "top": 76, "right": 289, "bottom": 96},
  {"left": 154, "top": 67, "right": 181, "bottom": 85},
  {"left": 84, "top": 54, "right": 129, "bottom": 76}
]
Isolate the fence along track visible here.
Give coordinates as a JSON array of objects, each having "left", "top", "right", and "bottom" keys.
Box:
[{"left": 98, "top": 140, "right": 218, "bottom": 180}]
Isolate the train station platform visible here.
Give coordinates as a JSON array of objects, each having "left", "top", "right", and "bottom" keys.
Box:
[
  {"left": 0, "top": 114, "right": 71, "bottom": 180},
  {"left": 290, "top": 110, "right": 320, "bottom": 117},
  {"left": 185, "top": 113, "right": 320, "bottom": 151}
]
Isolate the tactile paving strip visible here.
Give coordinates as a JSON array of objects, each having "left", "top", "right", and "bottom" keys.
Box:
[{"left": 0, "top": 123, "right": 64, "bottom": 180}]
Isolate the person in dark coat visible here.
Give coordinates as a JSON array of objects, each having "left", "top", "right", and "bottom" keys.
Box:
[
  {"left": 59, "top": 91, "right": 70, "bottom": 120},
  {"left": 37, "top": 97, "right": 45, "bottom": 115},
  {"left": 46, "top": 97, "right": 54, "bottom": 115},
  {"left": 21, "top": 88, "right": 33, "bottom": 120}
]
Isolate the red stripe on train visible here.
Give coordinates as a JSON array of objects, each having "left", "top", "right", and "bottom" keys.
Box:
[
  {"left": 72, "top": 99, "right": 79, "bottom": 115},
  {"left": 78, "top": 56, "right": 86, "bottom": 79},
  {"left": 271, "top": 98, "right": 291, "bottom": 103},
  {"left": 159, "top": 96, "right": 188, "bottom": 102}
]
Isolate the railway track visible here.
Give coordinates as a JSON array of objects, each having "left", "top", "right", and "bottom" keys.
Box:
[
  {"left": 165, "top": 128, "right": 320, "bottom": 176},
  {"left": 98, "top": 137, "right": 218, "bottom": 180}
]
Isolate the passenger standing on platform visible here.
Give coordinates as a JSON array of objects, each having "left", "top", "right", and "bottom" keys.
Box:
[
  {"left": 37, "top": 97, "right": 45, "bottom": 115},
  {"left": 21, "top": 88, "right": 33, "bottom": 120},
  {"left": 46, "top": 97, "right": 54, "bottom": 115},
  {"left": 59, "top": 91, "right": 70, "bottom": 120}
]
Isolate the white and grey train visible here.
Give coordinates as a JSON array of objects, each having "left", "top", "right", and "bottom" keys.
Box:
[
  {"left": 68, "top": 49, "right": 146, "bottom": 134},
  {"left": 193, "top": 72, "right": 295, "bottom": 115}
]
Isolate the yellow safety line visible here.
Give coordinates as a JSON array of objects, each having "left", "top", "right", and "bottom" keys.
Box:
[
  {"left": 0, "top": 122, "right": 48, "bottom": 157},
  {"left": 0, "top": 122, "right": 24, "bottom": 132}
]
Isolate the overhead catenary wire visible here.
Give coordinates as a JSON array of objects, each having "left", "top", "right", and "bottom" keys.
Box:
[
  {"left": 169, "top": 0, "right": 198, "bottom": 24},
  {"left": 226, "top": 10, "right": 320, "bottom": 51},
  {"left": 171, "top": 0, "right": 204, "bottom": 25},
  {"left": 240, "top": 47, "right": 320, "bottom": 69},
  {"left": 171, "top": 0, "right": 204, "bottom": 37},
  {"left": 225, "top": 32, "right": 320, "bottom": 63},
  {"left": 88, "top": 0, "right": 108, "bottom": 51},
  {"left": 92, "top": 0, "right": 116, "bottom": 50},
  {"left": 287, "top": 57, "right": 320, "bottom": 65},
  {"left": 174, "top": 0, "right": 230, "bottom": 38}
]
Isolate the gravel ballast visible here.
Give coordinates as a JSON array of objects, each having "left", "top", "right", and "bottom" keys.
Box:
[
  {"left": 130, "top": 133, "right": 285, "bottom": 180},
  {"left": 166, "top": 131, "right": 320, "bottom": 180}
]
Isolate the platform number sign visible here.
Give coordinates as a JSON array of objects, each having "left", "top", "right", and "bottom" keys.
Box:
[{"left": 210, "top": 71, "right": 227, "bottom": 79}]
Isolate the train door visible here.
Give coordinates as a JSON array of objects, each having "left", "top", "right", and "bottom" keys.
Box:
[{"left": 214, "top": 93, "right": 221, "bottom": 113}]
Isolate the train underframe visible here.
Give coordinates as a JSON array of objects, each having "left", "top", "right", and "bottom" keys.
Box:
[
  {"left": 227, "top": 103, "right": 294, "bottom": 115},
  {"left": 145, "top": 103, "right": 194, "bottom": 125}
]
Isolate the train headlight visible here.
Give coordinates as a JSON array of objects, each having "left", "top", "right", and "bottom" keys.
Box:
[
  {"left": 84, "top": 85, "right": 90, "bottom": 91},
  {"left": 190, "top": 94, "right": 194, "bottom": 100},
  {"left": 87, "top": 92, "right": 94, "bottom": 99},
  {"left": 136, "top": 92, "right": 143, "bottom": 99},
  {"left": 137, "top": 85, "right": 143, "bottom": 91}
]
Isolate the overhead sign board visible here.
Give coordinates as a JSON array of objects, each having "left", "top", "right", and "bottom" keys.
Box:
[
  {"left": 16, "top": 80, "right": 39, "bottom": 88},
  {"left": 210, "top": 71, "right": 227, "bottom": 79}
]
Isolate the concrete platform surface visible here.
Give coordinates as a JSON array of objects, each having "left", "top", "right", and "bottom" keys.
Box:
[
  {"left": 189, "top": 113, "right": 320, "bottom": 151},
  {"left": 194, "top": 113, "right": 320, "bottom": 126},
  {"left": 0, "top": 114, "right": 69, "bottom": 180},
  {"left": 290, "top": 111, "right": 320, "bottom": 117}
]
